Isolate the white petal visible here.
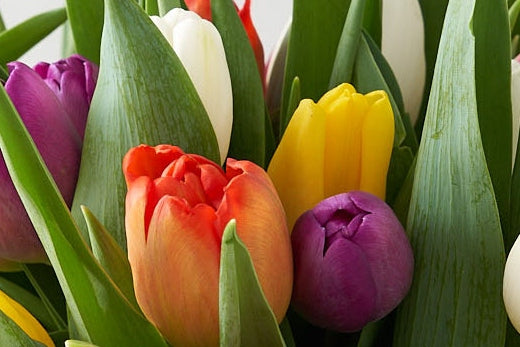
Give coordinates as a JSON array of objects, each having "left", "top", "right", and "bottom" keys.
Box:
[
  {"left": 382, "top": 0, "right": 426, "bottom": 124},
  {"left": 171, "top": 17, "right": 233, "bottom": 164},
  {"left": 504, "top": 234, "right": 520, "bottom": 333}
]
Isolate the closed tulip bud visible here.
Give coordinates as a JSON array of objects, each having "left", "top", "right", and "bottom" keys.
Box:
[
  {"left": 123, "top": 144, "right": 292, "bottom": 347},
  {"left": 268, "top": 83, "right": 394, "bottom": 229},
  {"left": 291, "top": 191, "right": 414, "bottom": 332},
  {"left": 0, "top": 289, "right": 55, "bottom": 346},
  {"left": 504, "top": 233, "right": 520, "bottom": 332},
  {"left": 0, "top": 55, "right": 97, "bottom": 264},
  {"left": 151, "top": 8, "right": 233, "bottom": 164}
]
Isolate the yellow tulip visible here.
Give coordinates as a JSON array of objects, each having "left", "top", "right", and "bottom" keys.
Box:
[
  {"left": 0, "top": 289, "right": 54, "bottom": 346},
  {"left": 267, "top": 83, "right": 394, "bottom": 229}
]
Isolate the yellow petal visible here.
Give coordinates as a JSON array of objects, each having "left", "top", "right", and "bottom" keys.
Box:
[
  {"left": 268, "top": 99, "right": 326, "bottom": 231},
  {"left": 359, "top": 91, "right": 394, "bottom": 199},
  {"left": 0, "top": 290, "right": 54, "bottom": 347}
]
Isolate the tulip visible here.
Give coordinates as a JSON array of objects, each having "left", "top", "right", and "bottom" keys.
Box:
[
  {"left": 504, "top": 233, "right": 520, "bottom": 332},
  {"left": 0, "top": 289, "right": 55, "bottom": 346},
  {"left": 0, "top": 55, "right": 97, "bottom": 264},
  {"left": 151, "top": 8, "right": 233, "bottom": 164},
  {"left": 184, "top": 0, "right": 265, "bottom": 79},
  {"left": 267, "top": 83, "right": 394, "bottom": 229},
  {"left": 123, "top": 144, "right": 292, "bottom": 347},
  {"left": 291, "top": 191, "right": 414, "bottom": 332}
]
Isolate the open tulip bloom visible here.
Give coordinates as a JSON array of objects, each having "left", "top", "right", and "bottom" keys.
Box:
[{"left": 0, "top": 0, "right": 518, "bottom": 346}]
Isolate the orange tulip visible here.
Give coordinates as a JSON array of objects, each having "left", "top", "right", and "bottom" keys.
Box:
[{"left": 123, "top": 144, "right": 292, "bottom": 347}]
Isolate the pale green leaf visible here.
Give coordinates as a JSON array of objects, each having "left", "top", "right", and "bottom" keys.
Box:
[
  {"left": 0, "top": 310, "right": 46, "bottom": 347},
  {"left": 393, "top": 0, "right": 507, "bottom": 345},
  {"left": 219, "top": 220, "right": 285, "bottom": 347},
  {"left": 65, "top": 0, "right": 103, "bottom": 64}
]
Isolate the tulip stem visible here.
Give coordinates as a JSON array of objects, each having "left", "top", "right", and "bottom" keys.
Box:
[{"left": 21, "top": 264, "right": 67, "bottom": 331}]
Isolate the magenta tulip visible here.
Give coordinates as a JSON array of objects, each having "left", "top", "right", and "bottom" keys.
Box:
[
  {"left": 0, "top": 55, "right": 98, "bottom": 264},
  {"left": 291, "top": 191, "right": 413, "bottom": 332}
]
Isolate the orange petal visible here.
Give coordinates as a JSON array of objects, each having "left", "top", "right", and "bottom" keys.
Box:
[
  {"left": 132, "top": 197, "right": 221, "bottom": 347},
  {"left": 218, "top": 159, "right": 293, "bottom": 322}
]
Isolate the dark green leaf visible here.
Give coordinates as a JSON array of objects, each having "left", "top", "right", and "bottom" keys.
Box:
[
  {"left": 0, "top": 64, "right": 7, "bottom": 81},
  {"left": 219, "top": 220, "right": 285, "bottom": 347},
  {"left": 81, "top": 206, "right": 137, "bottom": 309},
  {"left": 329, "top": 0, "right": 366, "bottom": 88},
  {"left": 363, "top": 0, "right": 382, "bottom": 47},
  {"left": 279, "top": 77, "right": 300, "bottom": 138},
  {"left": 264, "top": 108, "right": 276, "bottom": 167},
  {"left": 0, "top": 8, "right": 66, "bottom": 65},
  {"left": 145, "top": 0, "right": 159, "bottom": 15},
  {"left": 212, "top": 0, "right": 265, "bottom": 166},
  {"left": 71, "top": 0, "right": 219, "bottom": 249},
  {"left": 393, "top": 0, "right": 507, "bottom": 345},
  {"left": 65, "top": 0, "right": 103, "bottom": 64},
  {"left": 0, "top": 84, "right": 167, "bottom": 346},
  {"left": 279, "top": 318, "right": 295, "bottom": 347},
  {"left": 0, "top": 310, "right": 46, "bottom": 347},
  {"left": 474, "top": 0, "right": 512, "bottom": 249},
  {"left": 281, "top": 0, "right": 350, "bottom": 124}
]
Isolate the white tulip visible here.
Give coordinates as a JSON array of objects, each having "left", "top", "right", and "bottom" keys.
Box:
[
  {"left": 382, "top": 0, "right": 426, "bottom": 125},
  {"left": 504, "top": 233, "right": 520, "bottom": 332},
  {"left": 151, "top": 8, "right": 233, "bottom": 164}
]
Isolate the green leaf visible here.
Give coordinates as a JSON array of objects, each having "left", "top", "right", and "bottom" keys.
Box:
[
  {"left": 62, "top": 20, "right": 76, "bottom": 58},
  {"left": 65, "top": 340, "right": 100, "bottom": 347},
  {"left": 279, "top": 318, "right": 295, "bottom": 347},
  {"left": 71, "top": 0, "right": 219, "bottom": 249},
  {"left": 0, "top": 310, "right": 46, "bottom": 347},
  {"left": 0, "top": 64, "right": 8, "bottom": 81},
  {"left": 158, "top": 0, "right": 182, "bottom": 15},
  {"left": 0, "top": 277, "right": 56, "bottom": 332},
  {"left": 65, "top": 0, "right": 103, "bottom": 64},
  {"left": 474, "top": 0, "right": 512, "bottom": 249},
  {"left": 279, "top": 76, "right": 301, "bottom": 138},
  {"left": 510, "top": 0, "right": 520, "bottom": 31},
  {"left": 0, "top": 10, "right": 5, "bottom": 32},
  {"left": 329, "top": 0, "right": 366, "bottom": 88},
  {"left": 393, "top": 0, "right": 507, "bottom": 345},
  {"left": 363, "top": 0, "right": 382, "bottom": 47},
  {"left": 0, "top": 8, "right": 66, "bottom": 65},
  {"left": 212, "top": 0, "right": 265, "bottom": 166},
  {"left": 0, "top": 85, "right": 167, "bottom": 346},
  {"left": 414, "top": 0, "right": 449, "bottom": 134},
  {"left": 352, "top": 33, "right": 415, "bottom": 203},
  {"left": 219, "top": 220, "right": 286, "bottom": 347},
  {"left": 145, "top": 0, "right": 159, "bottom": 15},
  {"left": 81, "top": 206, "right": 138, "bottom": 309},
  {"left": 281, "top": 0, "right": 350, "bottom": 125}
]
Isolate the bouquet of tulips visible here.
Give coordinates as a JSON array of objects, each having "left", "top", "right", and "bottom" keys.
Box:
[{"left": 0, "top": 0, "right": 519, "bottom": 346}]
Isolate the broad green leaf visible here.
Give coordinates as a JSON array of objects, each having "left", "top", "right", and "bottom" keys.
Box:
[
  {"left": 393, "top": 0, "right": 507, "bottom": 345},
  {"left": 62, "top": 20, "right": 76, "bottom": 58},
  {"left": 71, "top": 0, "right": 219, "bottom": 249},
  {"left": 352, "top": 33, "right": 415, "bottom": 203},
  {"left": 0, "top": 277, "right": 56, "bottom": 332},
  {"left": 65, "top": 0, "right": 103, "bottom": 64},
  {"left": 329, "top": 0, "right": 366, "bottom": 88},
  {"left": 145, "top": 0, "right": 159, "bottom": 15},
  {"left": 0, "top": 8, "right": 66, "bottom": 65},
  {"left": 219, "top": 220, "right": 285, "bottom": 347},
  {"left": 474, "top": 0, "right": 512, "bottom": 249},
  {"left": 0, "top": 310, "right": 46, "bottom": 347},
  {"left": 511, "top": 0, "right": 520, "bottom": 31},
  {"left": 0, "top": 87, "right": 167, "bottom": 346},
  {"left": 81, "top": 206, "right": 137, "bottom": 309},
  {"left": 279, "top": 76, "right": 300, "bottom": 138},
  {"left": 363, "top": 0, "right": 382, "bottom": 47},
  {"left": 158, "top": 0, "right": 182, "bottom": 15},
  {"left": 65, "top": 340, "right": 99, "bottom": 347},
  {"left": 281, "top": 0, "right": 350, "bottom": 124},
  {"left": 212, "top": 0, "right": 265, "bottom": 166},
  {"left": 415, "top": 0, "right": 449, "bottom": 134}
]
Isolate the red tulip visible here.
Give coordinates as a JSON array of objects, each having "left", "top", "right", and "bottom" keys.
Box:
[
  {"left": 0, "top": 55, "right": 97, "bottom": 264},
  {"left": 123, "top": 144, "right": 292, "bottom": 347}
]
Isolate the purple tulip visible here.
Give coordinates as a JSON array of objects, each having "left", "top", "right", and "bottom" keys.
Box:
[
  {"left": 0, "top": 55, "right": 98, "bottom": 264},
  {"left": 291, "top": 191, "right": 414, "bottom": 332}
]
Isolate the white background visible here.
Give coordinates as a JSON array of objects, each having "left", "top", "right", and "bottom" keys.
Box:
[{"left": 0, "top": 0, "right": 292, "bottom": 65}]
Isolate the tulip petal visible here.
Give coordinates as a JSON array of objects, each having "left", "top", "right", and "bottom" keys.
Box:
[
  {"left": 135, "top": 197, "right": 220, "bottom": 347},
  {"left": 360, "top": 91, "right": 394, "bottom": 199},
  {"left": 268, "top": 99, "right": 326, "bottom": 229},
  {"left": 218, "top": 159, "right": 293, "bottom": 323},
  {"left": 170, "top": 13, "right": 233, "bottom": 164}
]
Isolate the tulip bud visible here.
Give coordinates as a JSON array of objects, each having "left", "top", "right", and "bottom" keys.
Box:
[
  {"left": 123, "top": 144, "right": 292, "bottom": 347},
  {"left": 151, "top": 8, "right": 233, "bottom": 164},
  {"left": 504, "top": 233, "right": 520, "bottom": 332},
  {"left": 268, "top": 83, "right": 394, "bottom": 229},
  {"left": 0, "top": 289, "right": 55, "bottom": 346},
  {"left": 291, "top": 191, "right": 414, "bottom": 332},
  {"left": 0, "top": 55, "right": 97, "bottom": 264}
]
